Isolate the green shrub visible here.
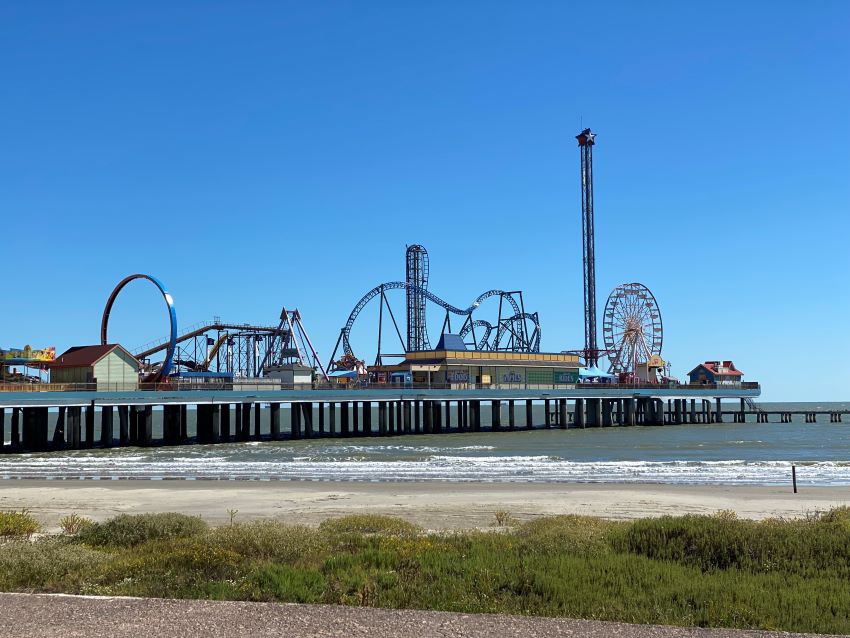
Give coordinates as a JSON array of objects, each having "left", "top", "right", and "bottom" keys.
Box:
[
  {"left": 0, "top": 509, "right": 41, "bottom": 539},
  {"left": 76, "top": 513, "right": 207, "bottom": 547},
  {"left": 244, "top": 563, "right": 326, "bottom": 602},
  {"left": 613, "top": 512, "right": 850, "bottom": 578},
  {"left": 210, "top": 520, "right": 321, "bottom": 564},
  {"left": 0, "top": 538, "right": 105, "bottom": 590},
  {"left": 59, "top": 513, "right": 94, "bottom": 535},
  {"left": 319, "top": 514, "right": 419, "bottom": 537},
  {"left": 518, "top": 514, "right": 617, "bottom": 556}
]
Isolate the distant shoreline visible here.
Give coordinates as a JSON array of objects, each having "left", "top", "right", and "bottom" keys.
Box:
[{"left": 2, "top": 480, "right": 848, "bottom": 532}]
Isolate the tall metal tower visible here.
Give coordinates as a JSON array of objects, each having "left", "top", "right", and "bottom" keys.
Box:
[
  {"left": 577, "top": 128, "right": 598, "bottom": 366},
  {"left": 405, "top": 244, "right": 430, "bottom": 351}
]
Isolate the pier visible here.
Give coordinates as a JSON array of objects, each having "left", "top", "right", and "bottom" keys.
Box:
[{"left": 0, "top": 384, "right": 805, "bottom": 454}]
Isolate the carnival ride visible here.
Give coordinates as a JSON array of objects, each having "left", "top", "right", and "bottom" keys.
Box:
[
  {"left": 602, "top": 282, "right": 663, "bottom": 375},
  {"left": 571, "top": 129, "right": 666, "bottom": 378},
  {"left": 327, "top": 245, "right": 541, "bottom": 371},
  {"left": 102, "top": 274, "right": 327, "bottom": 382}
]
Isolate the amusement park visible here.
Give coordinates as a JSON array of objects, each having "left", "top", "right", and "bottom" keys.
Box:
[
  {"left": 0, "top": 129, "right": 769, "bottom": 454},
  {"left": 4, "top": 129, "right": 706, "bottom": 393}
]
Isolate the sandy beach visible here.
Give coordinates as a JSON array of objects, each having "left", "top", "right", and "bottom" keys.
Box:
[{"left": 2, "top": 480, "right": 848, "bottom": 531}]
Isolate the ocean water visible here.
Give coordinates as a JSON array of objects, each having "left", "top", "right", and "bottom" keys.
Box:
[{"left": 0, "top": 402, "right": 848, "bottom": 486}]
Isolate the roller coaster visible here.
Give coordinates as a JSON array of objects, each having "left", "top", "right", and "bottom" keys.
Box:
[
  {"left": 327, "top": 246, "right": 541, "bottom": 371},
  {"left": 102, "top": 274, "right": 327, "bottom": 382}
]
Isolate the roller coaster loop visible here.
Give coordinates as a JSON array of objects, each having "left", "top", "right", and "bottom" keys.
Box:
[
  {"left": 332, "top": 282, "right": 540, "bottom": 367},
  {"left": 101, "top": 274, "right": 178, "bottom": 381}
]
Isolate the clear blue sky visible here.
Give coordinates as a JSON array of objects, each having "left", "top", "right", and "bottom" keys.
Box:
[{"left": 2, "top": 2, "right": 848, "bottom": 401}]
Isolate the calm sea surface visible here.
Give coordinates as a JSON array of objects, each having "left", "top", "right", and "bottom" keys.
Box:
[{"left": 1, "top": 402, "right": 848, "bottom": 486}]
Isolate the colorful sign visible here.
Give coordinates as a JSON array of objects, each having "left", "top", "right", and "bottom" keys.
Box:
[{"left": 1, "top": 346, "right": 56, "bottom": 363}]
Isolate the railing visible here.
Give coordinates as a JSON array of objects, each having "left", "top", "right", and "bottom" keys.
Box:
[{"left": 0, "top": 380, "right": 761, "bottom": 394}]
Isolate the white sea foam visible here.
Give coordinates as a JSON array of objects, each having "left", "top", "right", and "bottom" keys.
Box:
[{"left": 2, "top": 454, "right": 849, "bottom": 485}]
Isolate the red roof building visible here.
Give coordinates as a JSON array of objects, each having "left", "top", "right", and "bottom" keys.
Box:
[
  {"left": 49, "top": 344, "right": 140, "bottom": 390},
  {"left": 687, "top": 360, "right": 744, "bottom": 385}
]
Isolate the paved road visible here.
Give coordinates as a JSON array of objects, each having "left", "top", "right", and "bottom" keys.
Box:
[{"left": 0, "top": 593, "right": 837, "bottom": 638}]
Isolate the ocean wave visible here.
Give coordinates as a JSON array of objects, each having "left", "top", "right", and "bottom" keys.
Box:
[{"left": 1, "top": 455, "right": 849, "bottom": 486}]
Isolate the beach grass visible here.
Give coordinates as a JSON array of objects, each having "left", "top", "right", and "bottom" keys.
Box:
[{"left": 2, "top": 509, "right": 850, "bottom": 633}]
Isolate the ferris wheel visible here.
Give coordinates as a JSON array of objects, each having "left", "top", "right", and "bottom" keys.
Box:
[{"left": 602, "top": 282, "right": 663, "bottom": 375}]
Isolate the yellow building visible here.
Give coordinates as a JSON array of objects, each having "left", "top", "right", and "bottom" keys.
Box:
[{"left": 370, "top": 349, "right": 582, "bottom": 389}]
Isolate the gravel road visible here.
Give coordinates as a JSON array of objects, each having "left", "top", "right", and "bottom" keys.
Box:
[{"left": 0, "top": 593, "right": 838, "bottom": 638}]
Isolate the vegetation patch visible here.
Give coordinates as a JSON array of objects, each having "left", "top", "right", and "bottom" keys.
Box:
[
  {"left": 75, "top": 512, "right": 208, "bottom": 547},
  {"left": 3, "top": 508, "right": 850, "bottom": 634},
  {"left": 0, "top": 509, "right": 41, "bottom": 539}
]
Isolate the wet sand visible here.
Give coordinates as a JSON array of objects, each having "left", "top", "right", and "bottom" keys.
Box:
[{"left": 2, "top": 480, "right": 848, "bottom": 531}]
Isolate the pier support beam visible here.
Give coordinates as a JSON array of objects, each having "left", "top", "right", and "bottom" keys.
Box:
[
  {"left": 491, "top": 401, "right": 501, "bottom": 431},
  {"left": 525, "top": 400, "right": 533, "bottom": 429},
  {"left": 559, "top": 399, "right": 568, "bottom": 429},
  {"left": 715, "top": 398, "right": 723, "bottom": 423},
  {"left": 67, "top": 406, "right": 81, "bottom": 449},
  {"left": 340, "top": 402, "right": 350, "bottom": 436},
  {"left": 139, "top": 406, "right": 153, "bottom": 445},
  {"left": 353, "top": 401, "right": 360, "bottom": 436},
  {"left": 318, "top": 402, "right": 324, "bottom": 435},
  {"left": 404, "top": 401, "right": 412, "bottom": 433},
  {"left": 423, "top": 401, "right": 432, "bottom": 433},
  {"left": 359, "top": 401, "right": 369, "bottom": 435},
  {"left": 84, "top": 403, "right": 95, "bottom": 448},
  {"left": 602, "top": 400, "right": 613, "bottom": 427},
  {"left": 544, "top": 399, "right": 551, "bottom": 428},
  {"left": 254, "top": 403, "right": 262, "bottom": 440},
  {"left": 52, "top": 407, "right": 66, "bottom": 449},
  {"left": 378, "top": 402, "right": 387, "bottom": 436},
  {"left": 270, "top": 403, "right": 280, "bottom": 440},
  {"left": 574, "top": 399, "right": 585, "bottom": 428},
  {"left": 625, "top": 398, "right": 636, "bottom": 426},
  {"left": 291, "top": 403, "right": 302, "bottom": 439},
  {"left": 329, "top": 402, "right": 337, "bottom": 437},
  {"left": 508, "top": 400, "right": 515, "bottom": 430}
]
